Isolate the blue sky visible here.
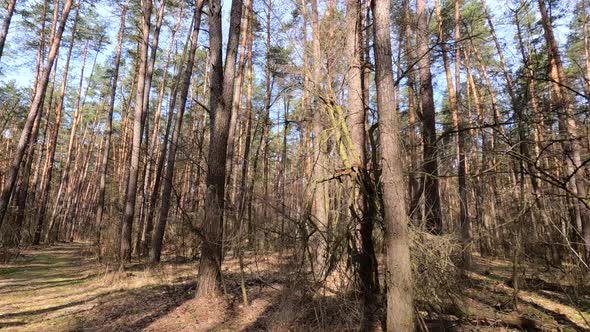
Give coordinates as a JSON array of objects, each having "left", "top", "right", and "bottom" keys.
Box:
[{"left": 0, "top": 0, "right": 575, "bottom": 109}]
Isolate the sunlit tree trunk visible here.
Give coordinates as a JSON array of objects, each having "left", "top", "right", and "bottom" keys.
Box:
[
  {"left": 0, "top": 0, "right": 73, "bottom": 228},
  {"left": 0, "top": 0, "right": 16, "bottom": 62},
  {"left": 135, "top": 0, "right": 166, "bottom": 256},
  {"left": 538, "top": 0, "right": 590, "bottom": 258},
  {"left": 46, "top": 37, "right": 88, "bottom": 242},
  {"left": 196, "top": 0, "right": 242, "bottom": 297},
  {"left": 34, "top": 5, "right": 80, "bottom": 245},
  {"left": 138, "top": 8, "right": 182, "bottom": 256},
  {"left": 237, "top": 13, "right": 254, "bottom": 246},
  {"left": 309, "top": 0, "right": 329, "bottom": 280},
  {"left": 372, "top": 0, "right": 414, "bottom": 329},
  {"left": 120, "top": 0, "right": 152, "bottom": 262},
  {"left": 95, "top": 3, "right": 127, "bottom": 248},
  {"left": 226, "top": 0, "right": 253, "bottom": 220}
]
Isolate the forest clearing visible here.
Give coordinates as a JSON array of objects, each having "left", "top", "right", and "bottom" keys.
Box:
[{"left": 1, "top": 0, "right": 590, "bottom": 330}]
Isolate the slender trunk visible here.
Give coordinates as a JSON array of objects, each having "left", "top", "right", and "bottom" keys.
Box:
[
  {"left": 0, "top": 0, "right": 16, "bottom": 62},
  {"left": 404, "top": 0, "right": 420, "bottom": 222},
  {"left": 149, "top": 0, "right": 204, "bottom": 263},
  {"left": 46, "top": 37, "right": 88, "bottom": 241},
  {"left": 236, "top": 21, "right": 253, "bottom": 300},
  {"left": 310, "top": 0, "right": 329, "bottom": 280},
  {"left": 417, "top": 0, "right": 442, "bottom": 234},
  {"left": 34, "top": 6, "right": 80, "bottom": 245},
  {"left": 134, "top": 0, "right": 166, "bottom": 257},
  {"left": 455, "top": 0, "right": 471, "bottom": 269},
  {"left": 8, "top": 110, "right": 40, "bottom": 246},
  {"left": 95, "top": 3, "right": 127, "bottom": 248},
  {"left": 226, "top": 0, "right": 252, "bottom": 210},
  {"left": 0, "top": 0, "right": 73, "bottom": 227},
  {"left": 237, "top": 16, "right": 254, "bottom": 243},
  {"left": 120, "top": 0, "right": 152, "bottom": 262},
  {"left": 538, "top": 0, "right": 590, "bottom": 257},
  {"left": 143, "top": 50, "right": 183, "bottom": 256},
  {"left": 139, "top": 8, "right": 182, "bottom": 256},
  {"left": 346, "top": 0, "right": 376, "bottom": 327}
]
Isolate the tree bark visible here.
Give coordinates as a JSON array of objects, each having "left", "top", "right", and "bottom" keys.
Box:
[
  {"left": 416, "top": 0, "right": 442, "bottom": 234},
  {"left": 309, "top": 0, "right": 329, "bottom": 280},
  {"left": 120, "top": 0, "right": 152, "bottom": 262},
  {"left": 372, "top": 0, "right": 414, "bottom": 329},
  {"left": 0, "top": 0, "right": 16, "bottom": 62},
  {"left": 345, "top": 0, "right": 376, "bottom": 327},
  {"left": 196, "top": 0, "right": 242, "bottom": 297}
]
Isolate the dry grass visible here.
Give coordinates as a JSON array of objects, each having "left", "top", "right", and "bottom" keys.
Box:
[{"left": 0, "top": 242, "right": 588, "bottom": 331}]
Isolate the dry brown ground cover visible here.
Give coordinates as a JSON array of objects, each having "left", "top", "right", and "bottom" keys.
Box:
[{"left": 0, "top": 243, "right": 588, "bottom": 331}]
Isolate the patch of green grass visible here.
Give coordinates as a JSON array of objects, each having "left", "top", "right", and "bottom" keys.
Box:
[
  {"left": 0, "top": 267, "right": 19, "bottom": 277},
  {"left": 15, "top": 315, "right": 83, "bottom": 332}
]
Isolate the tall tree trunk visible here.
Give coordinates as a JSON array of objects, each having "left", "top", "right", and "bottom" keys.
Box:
[
  {"left": 134, "top": 0, "right": 166, "bottom": 257},
  {"left": 142, "top": 49, "right": 183, "bottom": 256},
  {"left": 149, "top": 0, "right": 204, "bottom": 263},
  {"left": 345, "top": 0, "right": 376, "bottom": 327},
  {"left": 8, "top": 110, "right": 40, "bottom": 246},
  {"left": 403, "top": 0, "right": 420, "bottom": 222},
  {"left": 0, "top": 0, "right": 16, "bottom": 62},
  {"left": 309, "top": 0, "right": 329, "bottom": 280},
  {"left": 0, "top": 0, "right": 73, "bottom": 228},
  {"left": 46, "top": 37, "right": 88, "bottom": 241},
  {"left": 237, "top": 13, "right": 254, "bottom": 244},
  {"left": 34, "top": 4, "right": 80, "bottom": 245},
  {"left": 372, "top": 0, "right": 414, "bottom": 329},
  {"left": 196, "top": 0, "right": 242, "bottom": 297},
  {"left": 416, "top": 0, "right": 442, "bottom": 234},
  {"left": 120, "top": 0, "right": 152, "bottom": 262},
  {"left": 95, "top": 3, "right": 127, "bottom": 248},
  {"left": 538, "top": 0, "right": 590, "bottom": 258},
  {"left": 139, "top": 7, "right": 182, "bottom": 256},
  {"left": 226, "top": 0, "right": 253, "bottom": 215}
]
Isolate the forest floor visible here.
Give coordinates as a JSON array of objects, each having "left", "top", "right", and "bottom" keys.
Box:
[{"left": 0, "top": 243, "right": 588, "bottom": 331}]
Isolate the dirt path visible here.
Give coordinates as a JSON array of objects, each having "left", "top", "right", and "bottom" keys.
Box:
[{"left": 0, "top": 243, "right": 199, "bottom": 331}]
